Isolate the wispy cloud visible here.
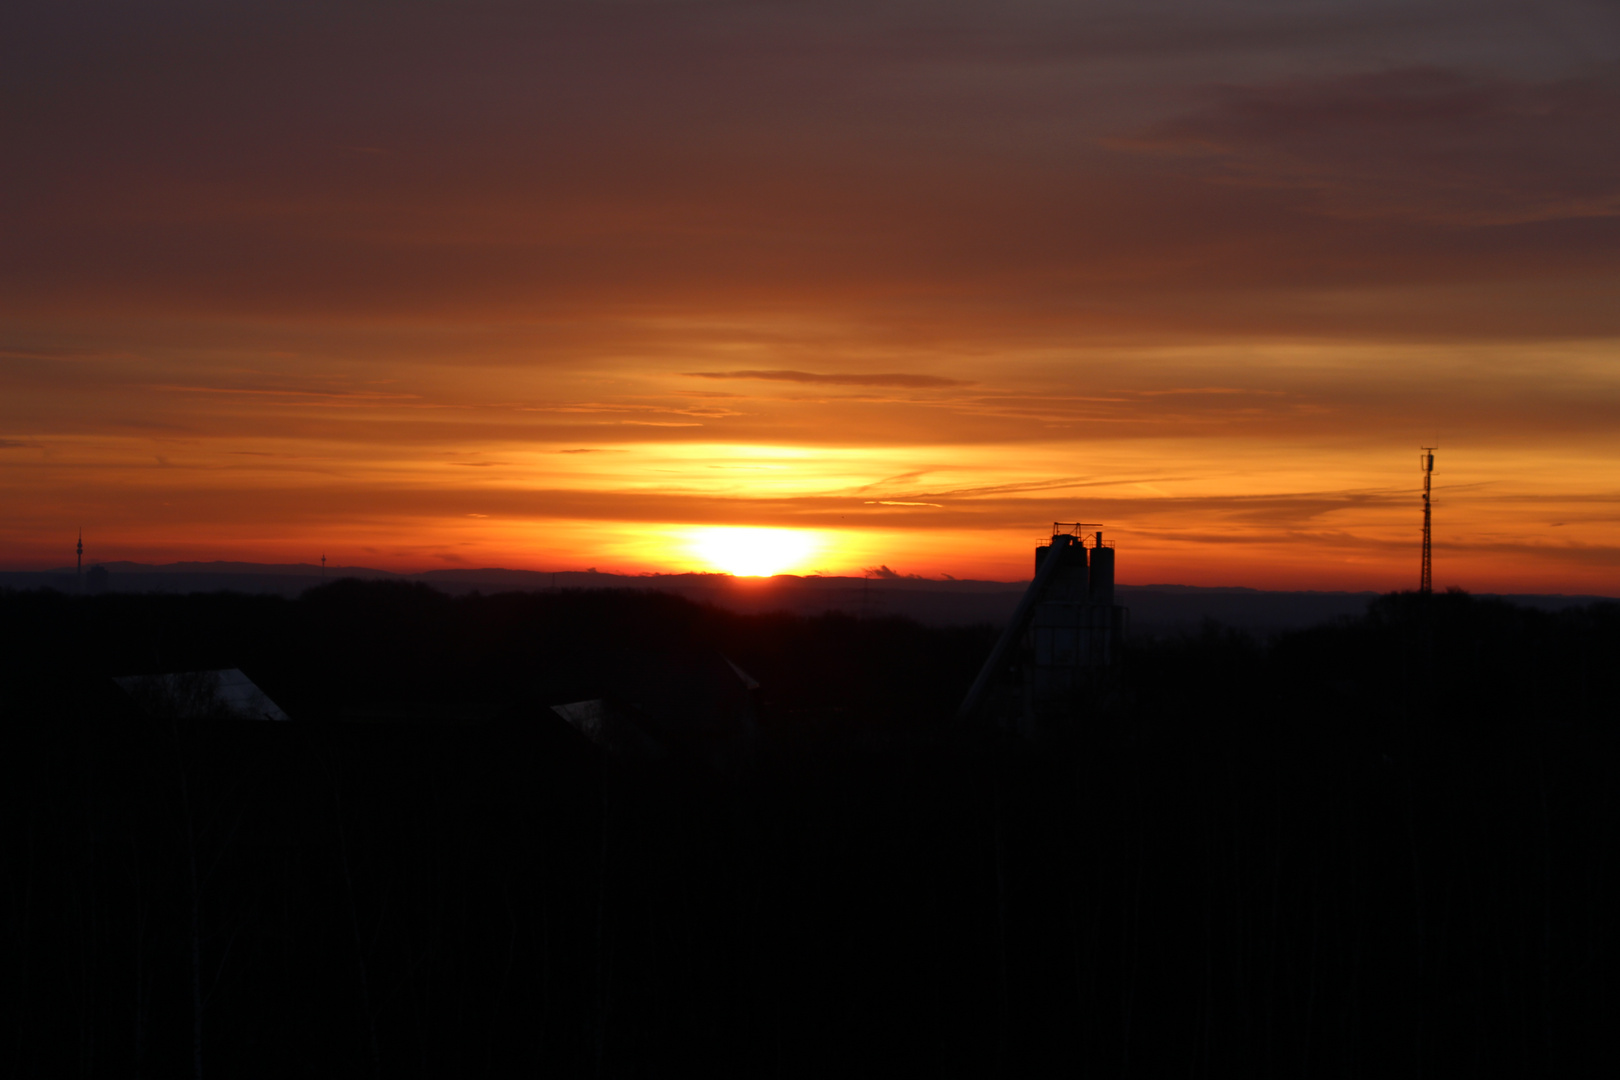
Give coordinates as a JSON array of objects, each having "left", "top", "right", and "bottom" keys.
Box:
[
  {"left": 521, "top": 401, "right": 740, "bottom": 418},
  {"left": 154, "top": 384, "right": 423, "bottom": 405},
  {"left": 1119, "top": 66, "right": 1620, "bottom": 226},
  {"left": 1137, "top": 387, "right": 1286, "bottom": 397},
  {"left": 685, "top": 370, "right": 969, "bottom": 389}
]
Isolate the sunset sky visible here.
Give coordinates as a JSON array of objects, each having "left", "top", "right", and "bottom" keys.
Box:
[{"left": 4, "top": 1, "right": 1619, "bottom": 591}]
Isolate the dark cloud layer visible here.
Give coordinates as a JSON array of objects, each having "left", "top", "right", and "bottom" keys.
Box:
[
  {"left": 1128, "top": 65, "right": 1620, "bottom": 225},
  {"left": 4, "top": 2, "right": 1619, "bottom": 338}
]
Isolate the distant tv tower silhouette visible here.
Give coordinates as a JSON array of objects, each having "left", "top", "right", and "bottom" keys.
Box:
[
  {"left": 76, "top": 528, "right": 84, "bottom": 593},
  {"left": 321, "top": 553, "right": 327, "bottom": 581},
  {"left": 1419, "top": 447, "right": 1437, "bottom": 595}
]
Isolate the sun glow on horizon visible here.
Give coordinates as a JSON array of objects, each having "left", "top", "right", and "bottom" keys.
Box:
[{"left": 686, "top": 526, "right": 822, "bottom": 577}]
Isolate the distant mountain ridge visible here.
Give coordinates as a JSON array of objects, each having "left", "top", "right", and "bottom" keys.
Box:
[
  {"left": 17, "top": 559, "right": 1369, "bottom": 591},
  {"left": 53, "top": 560, "right": 400, "bottom": 578},
  {"left": 28, "top": 561, "right": 1029, "bottom": 590},
  {"left": 2, "top": 560, "right": 1611, "bottom": 634}
]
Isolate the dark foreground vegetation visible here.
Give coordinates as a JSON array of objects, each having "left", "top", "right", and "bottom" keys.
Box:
[{"left": 2, "top": 582, "right": 1616, "bottom": 1078}]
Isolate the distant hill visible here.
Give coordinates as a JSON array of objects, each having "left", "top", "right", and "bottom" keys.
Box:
[
  {"left": 1, "top": 561, "right": 1611, "bottom": 634},
  {"left": 65, "top": 559, "right": 402, "bottom": 579}
]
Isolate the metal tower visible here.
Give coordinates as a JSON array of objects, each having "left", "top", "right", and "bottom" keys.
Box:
[
  {"left": 76, "top": 528, "right": 83, "bottom": 593},
  {"left": 1419, "top": 447, "right": 1436, "bottom": 594}
]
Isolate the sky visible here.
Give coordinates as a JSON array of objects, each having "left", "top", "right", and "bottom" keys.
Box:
[{"left": 4, "top": 1, "right": 1620, "bottom": 590}]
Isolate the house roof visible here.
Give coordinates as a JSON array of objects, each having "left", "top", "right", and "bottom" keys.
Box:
[{"left": 114, "top": 668, "right": 291, "bottom": 722}]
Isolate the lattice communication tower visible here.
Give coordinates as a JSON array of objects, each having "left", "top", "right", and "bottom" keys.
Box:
[{"left": 1419, "top": 448, "right": 1436, "bottom": 595}]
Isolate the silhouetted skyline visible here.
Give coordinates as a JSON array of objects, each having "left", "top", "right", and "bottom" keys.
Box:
[{"left": 4, "top": 579, "right": 1615, "bottom": 1074}]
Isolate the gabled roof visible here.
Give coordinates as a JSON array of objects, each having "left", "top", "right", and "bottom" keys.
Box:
[
  {"left": 114, "top": 669, "right": 291, "bottom": 722},
  {"left": 721, "top": 655, "right": 760, "bottom": 690}
]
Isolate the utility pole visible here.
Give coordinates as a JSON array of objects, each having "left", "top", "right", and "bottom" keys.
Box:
[{"left": 1419, "top": 447, "right": 1436, "bottom": 595}]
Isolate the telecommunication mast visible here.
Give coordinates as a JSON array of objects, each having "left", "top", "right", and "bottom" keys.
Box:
[{"left": 1419, "top": 447, "right": 1436, "bottom": 594}]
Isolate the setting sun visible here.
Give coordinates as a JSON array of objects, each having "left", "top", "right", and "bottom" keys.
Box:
[{"left": 687, "top": 527, "right": 821, "bottom": 577}]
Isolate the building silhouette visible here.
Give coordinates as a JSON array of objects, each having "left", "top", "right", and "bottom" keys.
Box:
[{"left": 958, "top": 523, "right": 1128, "bottom": 729}]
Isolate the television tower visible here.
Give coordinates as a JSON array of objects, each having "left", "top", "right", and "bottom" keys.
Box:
[
  {"left": 1419, "top": 447, "right": 1436, "bottom": 595},
  {"left": 76, "top": 528, "right": 84, "bottom": 593}
]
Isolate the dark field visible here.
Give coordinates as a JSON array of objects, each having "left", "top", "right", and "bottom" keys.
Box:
[{"left": 2, "top": 582, "right": 1617, "bottom": 1078}]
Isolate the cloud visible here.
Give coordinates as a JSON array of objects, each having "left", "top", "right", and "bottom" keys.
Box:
[
  {"left": 685, "top": 370, "right": 969, "bottom": 388},
  {"left": 1122, "top": 66, "right": 1620, "bottom": 226},
  {"left": 1137, "top": 387, "right": 1284, "bottom": 397},
  {"left": 7, "top": 9, "right": 1620, "bottom": 340},
  {"left": 155, "top": 384, "right": 423, "bottom": 406},
  {"left": 523, "top": 401, "right": 741, "bottom": 418}
]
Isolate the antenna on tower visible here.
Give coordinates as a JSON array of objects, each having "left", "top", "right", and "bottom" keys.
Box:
[{"left": 1419, "top": 447, "right": 1437, "bottom": 595}]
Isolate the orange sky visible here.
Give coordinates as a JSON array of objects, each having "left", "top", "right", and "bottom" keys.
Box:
[{"left": 4, "top": 3, "right": 1619, "bottom": 593}]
